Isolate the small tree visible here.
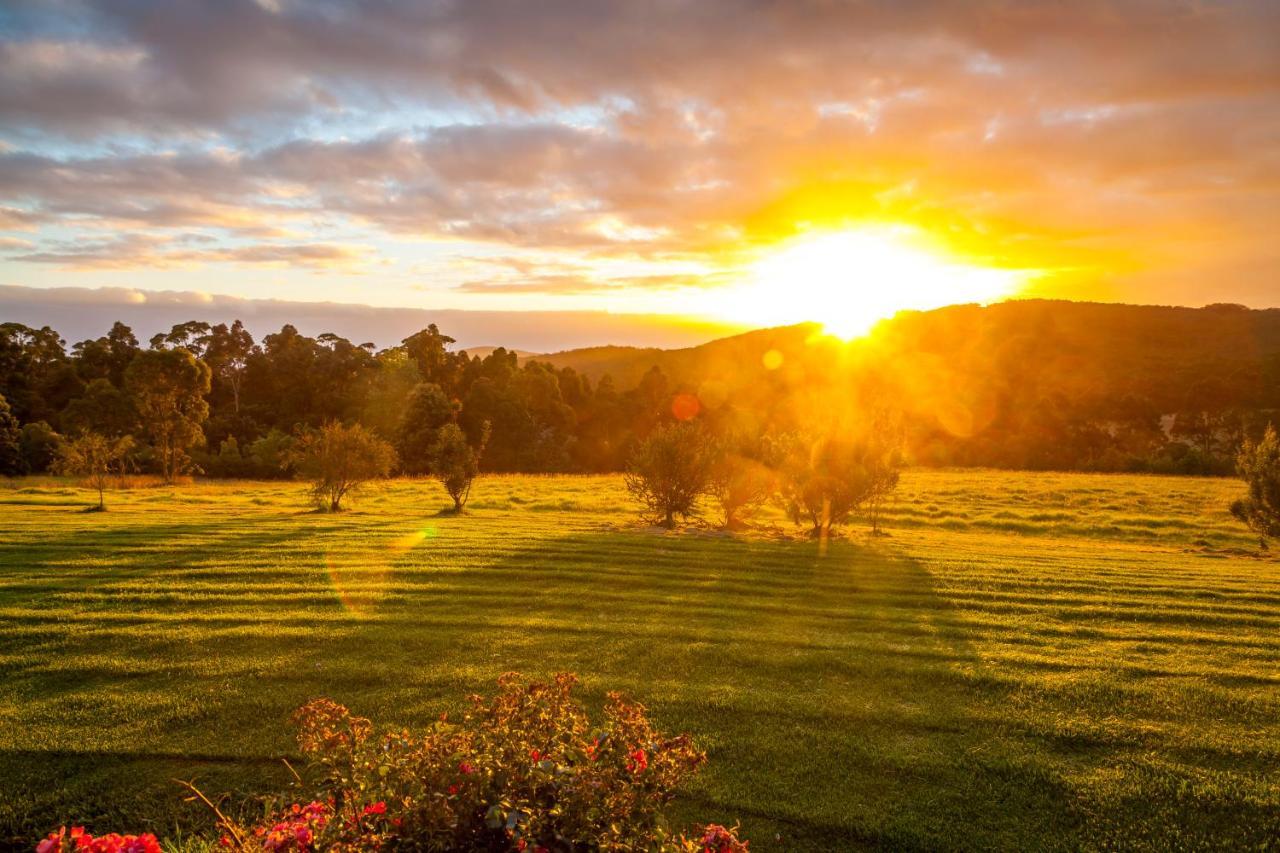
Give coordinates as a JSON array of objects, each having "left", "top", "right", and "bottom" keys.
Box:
[
  {"left": 430, "top": 421, "right": 489, "bottom": 512},
  {"left": 863, "top": 414, "right": 904, "bottom": 534},
  {"left": 292, "top": 422, "right": 396, "bottom": 512},
  {"left": 55, "top": 432, "right": 134, "bottom": 510},
  {"left": 864, "top": 452, "right": 902, "bottom": 534},
  {"left": 1231, "top": 425, "right": 1280, "bottom": 545},
  {"left": 624, "top": 422, "right": 715, "bottom": 529},
  {"left": 706, "top": 442, "right": 777, "bottom": 530},
  {"left": 779, "top": 434, "right": 866, "bottom": 536}
]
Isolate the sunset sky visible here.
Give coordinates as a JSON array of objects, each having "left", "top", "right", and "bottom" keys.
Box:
[{"left": 1, "top": 1, "right": 1277, "bottom": 341}]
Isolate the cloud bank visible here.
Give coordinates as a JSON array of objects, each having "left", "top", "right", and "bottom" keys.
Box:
[
  {"left": 0, "top": 284, "right": 744, "bottom": 352},
  {"left": 0, "top": 0, "right": 1276, "bottom": 310}
]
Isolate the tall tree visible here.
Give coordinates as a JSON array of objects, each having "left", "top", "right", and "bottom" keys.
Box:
[
  {"left": 0, "top": 393, "right": 21, "bottom": 476},
  {"left": 72, "top": 321, "right": 140, "bottom": 387},
  {"left": 0, "top": 323, "right": 77, "bottom": 423},
  {"left": 125, "top": 348, "right": 211, "bottom": 482},
  {"left": 203, "top": 320, "right": 255, "bottom": 414},
  {"left": 61, "top": 379, "right": 139, "bottom": 438},
  {"left": 149, "top": 321, "right": 213, "bottom": 356},
  {"left": 402, "top": 324, "right": 460, "bottom": 389}
]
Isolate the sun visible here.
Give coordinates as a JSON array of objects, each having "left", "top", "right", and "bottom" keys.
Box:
[{"left": 722, "top": 226, "right": 1029, "bottom": 338}]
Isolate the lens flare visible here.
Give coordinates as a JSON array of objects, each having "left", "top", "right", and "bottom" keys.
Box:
[{"left": 324, "top": 525, "right": 437, "bottom": 616}]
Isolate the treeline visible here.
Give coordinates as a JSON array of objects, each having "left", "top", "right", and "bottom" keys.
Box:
[
  {"left": 0, "top": 319, "right": 688, "bottom": 479},
  {"left": 3, "top": 299, "right": 1277, "bottom": 481}
]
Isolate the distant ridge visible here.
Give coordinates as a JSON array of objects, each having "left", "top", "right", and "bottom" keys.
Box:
[
  {"left": 531, "top": 323, "right": 821, "bottom": 387},
  {"left": 533, "top": 300, "right": 1280, "bottom": 419}
]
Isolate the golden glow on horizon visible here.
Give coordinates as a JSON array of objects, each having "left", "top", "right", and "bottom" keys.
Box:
[{"left": 711, "top": 227, "right": 1032, "bottom": 338}]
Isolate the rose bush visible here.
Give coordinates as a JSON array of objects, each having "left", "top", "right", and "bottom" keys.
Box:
[
  {"left": 37, "top": 674, "right": 746, "bottom": 852},
  {"left": 215, "top": 673, "right": 744, "bottom": 852}
]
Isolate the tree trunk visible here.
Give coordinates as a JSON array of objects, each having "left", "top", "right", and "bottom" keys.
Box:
[{"left": 663, "top": 508, "right": 674, "bottom": 529}]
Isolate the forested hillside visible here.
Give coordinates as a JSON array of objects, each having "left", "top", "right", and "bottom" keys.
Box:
[{"left": 2, "top": 300, "right": 1276, "bottom": 478}]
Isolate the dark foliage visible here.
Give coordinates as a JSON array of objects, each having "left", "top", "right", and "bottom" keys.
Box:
[{"left": 2, "top": 301, "right": 1277, "bottom": 480}]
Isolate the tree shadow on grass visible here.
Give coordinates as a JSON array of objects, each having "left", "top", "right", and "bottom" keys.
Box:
[
  {"left": 339, "top": 531, "right": 1083, "bottom": 851},
  {"left": 4, "top": 523, "right": 1274, "bottom": 851}
]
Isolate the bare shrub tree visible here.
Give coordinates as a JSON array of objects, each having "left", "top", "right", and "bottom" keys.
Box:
[
  {"left": 1231, "top": 424, "right": 1280, "bottom": 546},
  {"left": 706, "top": 438, "right": 777, "bottom": 529},
  {"left": 56, "top": 432, "right": 135, "bottom": 510},
  {"left": 624, "top": 422, "right": 715, "bottom": 529},
  {"left": 863, "top": 412, "right": 904, "bottom": 534},
  {"left": 292, "top": 422, "right": 396, "bottom": 512}
]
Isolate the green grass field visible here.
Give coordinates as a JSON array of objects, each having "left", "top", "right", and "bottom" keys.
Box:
[{"left": 1, "top": 470, "right": 1278, "bottom": 850}]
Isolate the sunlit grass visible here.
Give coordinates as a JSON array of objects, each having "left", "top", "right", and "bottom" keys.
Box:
[{"left": 0, "top": 471, "right": 1277, "bottom": 850}]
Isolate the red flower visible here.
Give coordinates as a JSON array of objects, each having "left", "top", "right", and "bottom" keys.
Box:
[
  {"left": 361, "top": 802, "right": 386, "bottom": 816},
  {"left": 35, "top": 829, "right": 160, "bottom": 853},
  {"left": 458, "top": 761, "right": 475, "bottom": 775},
  {"left": 529, "top": 749, "right": 542, "bottom": 761},
  {"left": 447, "top": 784, "right": 459, "bottom": 795},
  {"left": 627, "top": 748, "right": 648, "bottom": 772}
]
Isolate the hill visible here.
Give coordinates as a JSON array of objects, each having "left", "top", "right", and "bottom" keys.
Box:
[
  {"left": 536, "top": 300, "right": 1280, "bottom": 472},
  {"left": 537, "top": 301, "right": 1280, "bottom": 404},
  {"left": 531, "top": 323, "right": 821, "bottom": 388}
]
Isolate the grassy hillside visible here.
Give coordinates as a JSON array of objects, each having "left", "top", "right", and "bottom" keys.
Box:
[{"left": 1, "top": 472, "right": 1278, "bottom": 850}]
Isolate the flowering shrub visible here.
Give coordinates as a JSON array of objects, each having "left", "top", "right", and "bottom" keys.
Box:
[
  {"left": 36, "top": 827, "right": 161, "bottom": 853},
  {"left": 37, "top": 674, "right": 747, "bottom": 852},
  {"left": 681, "top": 824, "right": 751, "bottom": 853},
  {"left": 214, "top": 672, "right": 747, "bottom": 851}
]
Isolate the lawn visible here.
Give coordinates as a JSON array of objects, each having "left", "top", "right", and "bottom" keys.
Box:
[{"left": 1, "top": 471, "right": 1278, "bottom": 850}]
